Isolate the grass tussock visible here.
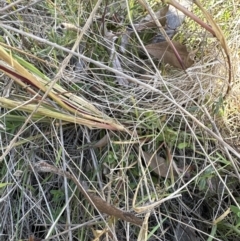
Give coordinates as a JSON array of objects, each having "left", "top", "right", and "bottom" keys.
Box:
[{"left": 0, "top": 0, "right": 240, "bottom": 240}]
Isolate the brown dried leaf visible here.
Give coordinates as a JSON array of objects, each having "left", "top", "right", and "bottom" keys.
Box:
[
  {"left": 145, "top": 41, "right": 194, "bottom": 69},
  {"left": 140, "top": 149, "right": 177, "bottom": 178},
  {"left": 28, "top": 235, "right": 42, "bottom": 241},
  {"left": 93, "top": 133, "right": 112, "bottom": 148}
]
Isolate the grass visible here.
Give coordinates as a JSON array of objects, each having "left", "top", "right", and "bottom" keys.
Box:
[{"left": 0, "top": 0, "right": 240, "bottom": 240}]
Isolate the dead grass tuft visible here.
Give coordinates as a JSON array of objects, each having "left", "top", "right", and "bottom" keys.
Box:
[{"left": 0, "top": 1, "right": 239, "bottom": 241}]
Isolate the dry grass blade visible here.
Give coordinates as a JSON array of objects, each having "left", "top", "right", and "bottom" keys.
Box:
[
  {"left": 137, "top": 212, "right": 150, "bottom": 241},
  {"left": 0, "top": 97, "right": 121, "bottom": 130},
  {"left": 193, "top": 0, "right": 232, "bottom": 96},
  {"left": 0, "top": 45, "right": 125, "bottom": 131}
]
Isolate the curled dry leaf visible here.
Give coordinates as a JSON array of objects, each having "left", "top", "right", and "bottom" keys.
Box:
[
  {"left": 145, "top": 41, "right": 194, "bottom": 69},
  {"left": 139, "top": 148, "right": 177, "bottom": 178},
  {"left": 33, "top": 161, "right": 143, "bottom": 226},
  {"left": 93, "top": 133, "right": 112, "bottom": 148}
]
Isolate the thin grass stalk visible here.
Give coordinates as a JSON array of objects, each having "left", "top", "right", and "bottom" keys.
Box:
[{"left": 0, "top": 97, "right": 125, "bottom": 130}]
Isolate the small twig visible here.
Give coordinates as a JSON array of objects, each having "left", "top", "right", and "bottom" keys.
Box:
[{"left": 33, "top": 161, "right": 143, "bottom": 226}]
